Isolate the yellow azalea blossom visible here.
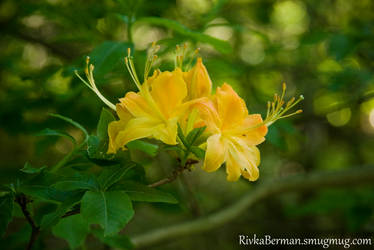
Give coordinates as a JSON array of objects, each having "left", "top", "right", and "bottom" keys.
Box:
[
  {"left": 108, "top": 53, "right": 213, "bottom": 153},
  {"left": 194, "top": 83, "right": 268, "bottom": 181},
  {"left": 107, "top": 68, "right": 189, "bottom": 153}
]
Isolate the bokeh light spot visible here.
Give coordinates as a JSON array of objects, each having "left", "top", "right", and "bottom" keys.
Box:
[{"left": 326, "top": 108, "right": 351, "bottom": 127}]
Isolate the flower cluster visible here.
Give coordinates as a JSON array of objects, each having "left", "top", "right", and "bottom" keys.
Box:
[{"left": 76, "top": 43, "right": 302, "bottom": 182}]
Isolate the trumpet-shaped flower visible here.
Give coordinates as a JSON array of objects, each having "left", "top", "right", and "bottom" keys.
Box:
[
  {"left": 107, "top": 68, "right": 189, "bottom": 153},
  {"left": 195, "top": 83, "right": 268, "bottom": 181}
]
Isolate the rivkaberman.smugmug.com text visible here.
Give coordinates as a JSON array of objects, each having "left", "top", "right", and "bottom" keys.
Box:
[{"left": 239, "top": 234, "right": 372, "bottom": 248}]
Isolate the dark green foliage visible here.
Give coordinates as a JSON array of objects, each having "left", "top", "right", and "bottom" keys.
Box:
[{"left": 81, "top": 191, "right": 134, "bottom": 236}]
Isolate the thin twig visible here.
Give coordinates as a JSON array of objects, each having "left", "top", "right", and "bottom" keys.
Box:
[
  {"left": 148, "top": 159, "right": 198, "bottom": 188},
  {"left": 15, "top": 194, "right": 40, "bottom": 250},
  {"left": 132, "top": 166, "right": 374, "bottom": 248}
]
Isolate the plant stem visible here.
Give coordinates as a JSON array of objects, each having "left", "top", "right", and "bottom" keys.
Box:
[
  {"left": 50, "top": 140, "right": 86, "bottom": 173},
  {"left": 15, "top": 194, "right": 40, "bottom": 250},
  {"left": 148, "top": 159, "right": 198, "bottom": 188}
]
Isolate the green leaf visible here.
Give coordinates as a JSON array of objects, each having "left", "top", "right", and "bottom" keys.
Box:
[
  {"left": 81, "top": 191, "right": 134, "bottom": 236},
  {"left": 40, "top": 191, "right": 85, "bottom": 229},
  {"left": 52, "top": 214, "right": 89, "bottom": 249},
  {"left": 97, "top": 108, "right": 115, "bottom": 140},
  {"left": 36, "top": 128, "right": 76, "bottom": 145},
  {"left": 91, "top": 228, "right": 133, "bottom": 250},
  {"left": 19, "top": 185, "right": 75, "bottom": 203},
  {"left": 112, "top": 181, "right": 178, "bottom": 204},
  {"left": 20, "top": 162, "right": 46, "bottom": 174},
  {"left": 136, "top": 17, "right": 232, "bottom": 54},
  {"left": 54, "top": 173, "right": 99, "bottom": 191},
  {"left": 190, "top": 146, "right": 205, "bottom": 159},
  {"left": 186, "top": 126, "right": 206, "bottom": 146},
  {"left": 177, "top": 124, "right": 188, "bottom": 148},
  {"left": 89, "top": 41, "right": 133, "bottom": 77},
  {"left": 98, "top": 163, "right": 136, "bottom": 191},
  {"left": 49, "top": 113, "right": 88, "bottom": 139},
  {"left": 0, "top": 193, "right": 14, "bottom": 236},
  {"left": 126, "top": 140, "right": 159, "bottom": 157}
]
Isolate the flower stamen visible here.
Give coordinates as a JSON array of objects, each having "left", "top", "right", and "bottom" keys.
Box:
[{"left": 75, "top": 56, "right": 116, "bottom": 111}]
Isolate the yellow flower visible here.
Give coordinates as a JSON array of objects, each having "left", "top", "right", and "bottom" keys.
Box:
[
  {"left": 194, "top": 83, "right": 268, "bottom": 181},
  {"left": 107, "top": 68, "right": 189, "bottom": 153},
  {"left": 183, "top": 58, "right": 212, "bottom": 100}
]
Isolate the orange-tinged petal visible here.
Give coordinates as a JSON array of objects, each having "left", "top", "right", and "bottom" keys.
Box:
[
  {"left": 215, "top": 83, "right": 248, "bottom": 130},
  {"left": 120, "top": 92, "right": 153, "bottom": 118},
  {"left": 202, "top": 134, "right": 226, "bottom": 172},
  {"left": 192, "top": 98, "right": 221, "bottom": 134},
  {"left": 235, "top": 114, "right": 268, "bottom": 146},
  {"left": 183, "top": 58, "right": 212, "bottom": 99},
  {"left": 150, "top": 69, "right": 187, "bottom": 119}
]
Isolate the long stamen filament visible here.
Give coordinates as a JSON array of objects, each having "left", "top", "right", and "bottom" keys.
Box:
[{"left": 75, "top": 57, "right": 116, "bottom": 111}]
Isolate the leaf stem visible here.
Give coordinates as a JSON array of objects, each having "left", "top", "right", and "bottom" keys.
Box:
[{"left": 148, "top": 159, "right": 198, "bottom": 188}]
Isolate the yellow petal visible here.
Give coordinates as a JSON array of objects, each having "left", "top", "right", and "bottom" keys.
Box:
[
  {"left": 107, "top": 120, "right": 128, "bottom": 154},
  {"left": 202, "top": 134, "right": 226, "bottom": 172},
  {"left": 150, "top": 69, "right": 187, "bottom": 119},
  {"left": 183, "top": 58, "right": 212, "bottom": 99},
  {"left": 227, "top": 138, "right": 260, "bottom": 181},
  {"left": 215, "top": 83, "right": 248, "bottom": 130},
  {"left": 151, "top": 117, "right": 178, "bottom": 145},
  {"left": 235, "top": 114, "right": 268, "bottom": 146},
  {"left": 107, "top": 104, "right": 133, "bottom": 154},
  {"left": 120, "top": 92, "right": 153, "bottom": 118},
  {"left": 116, "top": 103, "right": 132, "bottom": 121},
  {"left": 114, "top": 117, "right": 158, "bottom": 149}
]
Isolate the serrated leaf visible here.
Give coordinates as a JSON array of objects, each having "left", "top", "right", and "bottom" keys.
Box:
[
  {"left": 36, "top": 128, "right": 76, "bottom": 145},
  {"left": 89, "top": 41, "right": 133, "bottom": 77},
  {"left": 126, "top": 140, "right": 159, "bottom": 157},
  {"left": 0, "top": 193, "right": 14, "bottom": 236},
  {"left": 91, "top": 228, "right": 133, "bottom": 250},
  {"left": 81, "top": 191, "right": 134, "bottom": 236},
  {"left": 112, "top": 181, "right": 178, "bottom": 204},
  {"left": 137, "top": 17, "right": 232, "bottom": 54},
  {"left": 20, "top": 162, "right": 46, "bottom": 174},
  {"left": 98, "top": 163, "right": 136, "bottom": 191},
  {"left": 52, "top": 214, "right": 89, "bottom": 249},
  {"left": 97, "top": 108, "right": 115, "bottom": 140}
]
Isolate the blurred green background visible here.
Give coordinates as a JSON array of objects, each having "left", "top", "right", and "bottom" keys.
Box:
[{"left": 1, "top": 0, "right": 374, "bottom": 249}]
